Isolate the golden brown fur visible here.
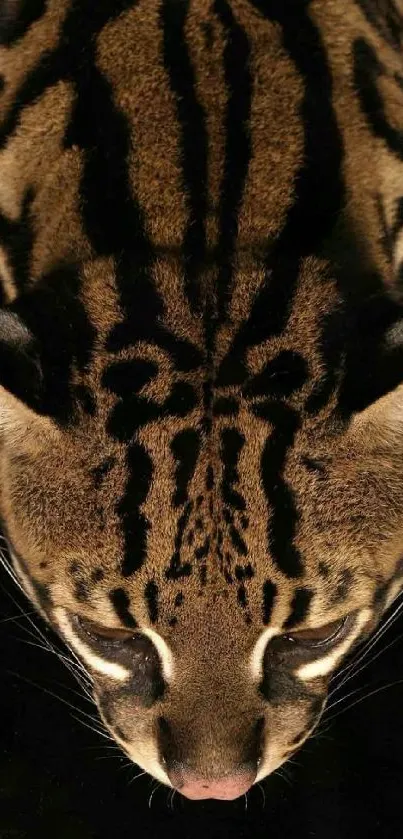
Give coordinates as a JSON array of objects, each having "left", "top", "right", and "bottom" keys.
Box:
[{"left": 0, "top": 0, "right": 403, "bottom": 797}]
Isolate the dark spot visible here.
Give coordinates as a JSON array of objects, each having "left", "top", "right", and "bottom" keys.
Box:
[
  {"left": 74, "top": 580, "right": 90, "bottom": 602},
  {"left": 91, "top": 568, "right": 105, "bottom": 584},
  {"left": 168, "top": 617, "right": 178, "bottom": 628},
  {"left": 145, "top": 580, "right": 159, "bottom": 624},
  {"left": 332, "top": 569, "right": 353, "bottom": 603},
  {"left": 237, "top": 584, "right": 247, "bottom": 608},
  {"left": 235, "top": 563, "right": 255, "bottom": 581},
  {"left": 206, "top": 465, "right": 214, "bottom": 491},
  {"left": 174, "top": 592, "right": 184, "bottom": 608},
  {"left": 318, "top": 562, "right": 330, "bottom": 578}
]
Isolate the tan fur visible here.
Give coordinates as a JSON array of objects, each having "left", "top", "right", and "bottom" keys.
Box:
[{"left": 0, "top": 0, "right": 403, "bottom": 795}]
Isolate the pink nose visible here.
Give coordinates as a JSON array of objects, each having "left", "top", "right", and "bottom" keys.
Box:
[{"left": 172, "top": 769, "right": 256, "bottom": 801}]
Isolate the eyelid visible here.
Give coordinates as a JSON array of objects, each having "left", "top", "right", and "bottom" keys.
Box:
[
  {"left": 75, "top": 615, "right": 135, "bottom": 646},
  {"left": 284, "top": 616, "right": 349, "bottom": 648}
]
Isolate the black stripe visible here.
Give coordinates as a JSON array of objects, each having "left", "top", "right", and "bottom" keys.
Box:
[
  {"left": 283, "top": 588, "right": 314, "bottom": 630},
  {"left": 145, "top": 580, "right": 159, "bottom": 624},
  {"left": 64, "top": 4, "right": 150, "bottom": 257},
  {"left": 217, "top": 0, "right": 344, "bottom": 386},
  {"left": 353, "top": 37, "right": 403, "bottom": 161},
  {"left": 258, "top": 0, "right": 345, "bottom": 254},
  {"left": 165, "top": 500, "right": 193, "bottom": 580},
  {"left": 220, "top": 428, "right": 246, "bottom": 512},
  {"left": 262, "top": 580, "right": 277, "bottom": 625},
  {"left": 213, "top": 0, "right": 252, "bottom": 321},
  {"left": 161, "top": 0, "right": 208, "bottom": 312},
  {"left": 0, "top": 2, "right": 136, "bottom": 151},
  {"left": 355, "top": 0, "right": 402, "bottom": 51},
  {"left": 118, "top": 442, "right": 152, "bottom": 578},
  {"left": 171, "top": 429, "right": 201, "bottom": 508},
  {"left": 109, "top": 588, "right": 138, "bottom": 628},
  {"left": 259, "top": 402, "right": 303, "bottom": 578}
]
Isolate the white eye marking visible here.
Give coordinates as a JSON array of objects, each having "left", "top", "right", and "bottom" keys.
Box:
[
  {"left": 53, "top": 608, "right": 131, "bottom": 682},
  {"left": 296, "top": 608, "right": 372, "bottom": 680},
  {"left": 140, "top": 626, "right": 174, "bottom": 682},
  {"left": 249, "top": 627, "right": 280, "bottom": 680},
  {"left": 384, "top": 577, "right": 403, "bottom": 612}
]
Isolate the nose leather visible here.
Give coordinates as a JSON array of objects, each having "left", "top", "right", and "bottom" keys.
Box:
[{"left": 170, "top": 768, "right": 256, "bottom": 801}]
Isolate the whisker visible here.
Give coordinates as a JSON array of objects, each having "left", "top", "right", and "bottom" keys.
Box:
[
  {"left": 148, "top": 781, "right": 161, "bottom": 808},
  {"left": 332, "top": 595, "right": 403, "bottom": 693},
  {"left": 257, "top": 782, "right": 266, "bottom": 809},
  {"left": 324, "top": 678, "right": 403, "bottom": 726}
]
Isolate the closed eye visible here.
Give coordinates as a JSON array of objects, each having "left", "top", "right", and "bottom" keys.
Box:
[
  {"left": 75, "top": 615, "right": 137, "bottom": 647},
  {"left": 268, "top": 615, "right": 353, "bottom": 657}
]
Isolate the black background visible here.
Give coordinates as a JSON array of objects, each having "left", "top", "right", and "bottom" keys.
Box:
[{"left": 1, "top": 571, "right": 403, "bottom": 839}]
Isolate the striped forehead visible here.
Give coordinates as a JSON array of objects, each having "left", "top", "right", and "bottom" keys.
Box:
[{"left": 1, "top": 0, "right": 393, "bottom": 637}]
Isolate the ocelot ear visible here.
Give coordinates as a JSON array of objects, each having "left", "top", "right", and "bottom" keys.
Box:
[
  {"left": 0, "top": 308, "right": 47, "bottom": 437},
  {"left": 338, "top": 293, "right": 403, "bottom": 416},
  {"left": 346, "top": 301, "right": 403, "bottom": 444}
]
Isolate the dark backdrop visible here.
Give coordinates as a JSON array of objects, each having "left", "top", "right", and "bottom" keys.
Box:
[{"left": 1, "top": 571, "right": 403, "bottom": 839}]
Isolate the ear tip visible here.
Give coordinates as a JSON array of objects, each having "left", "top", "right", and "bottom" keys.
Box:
[
  {"left": 0, "top": 308, "right": 43, "bottom": 408},
  {"left": 0, "top": 309, "right": 34, "bottom": 349}
]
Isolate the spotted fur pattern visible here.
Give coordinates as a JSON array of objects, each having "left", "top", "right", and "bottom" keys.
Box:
[{"left": 0, "top": 0, "right": 403, "bottom": 795}]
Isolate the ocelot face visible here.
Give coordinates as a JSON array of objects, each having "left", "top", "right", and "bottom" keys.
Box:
[
  {"left": 2, "top": 254, "right": 403, "bottom": 800},
  {"left": 1, "top": 0, "right": 403, "bottom": 804}
]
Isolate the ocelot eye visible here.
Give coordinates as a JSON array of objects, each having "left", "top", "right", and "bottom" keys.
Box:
[
  {"left": 269, "top": 616, "right": 350, "bottom": 656},
  {"left": 282, "top": 617, "right": 347, "bottom": 648},
  {"left": 76, "top": 616, "right": 136, "bottom": 646}
]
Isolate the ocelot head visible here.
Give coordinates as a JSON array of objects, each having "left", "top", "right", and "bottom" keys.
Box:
[{"left": 1, "top": 0, "right": 403, "bottom": 803}]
